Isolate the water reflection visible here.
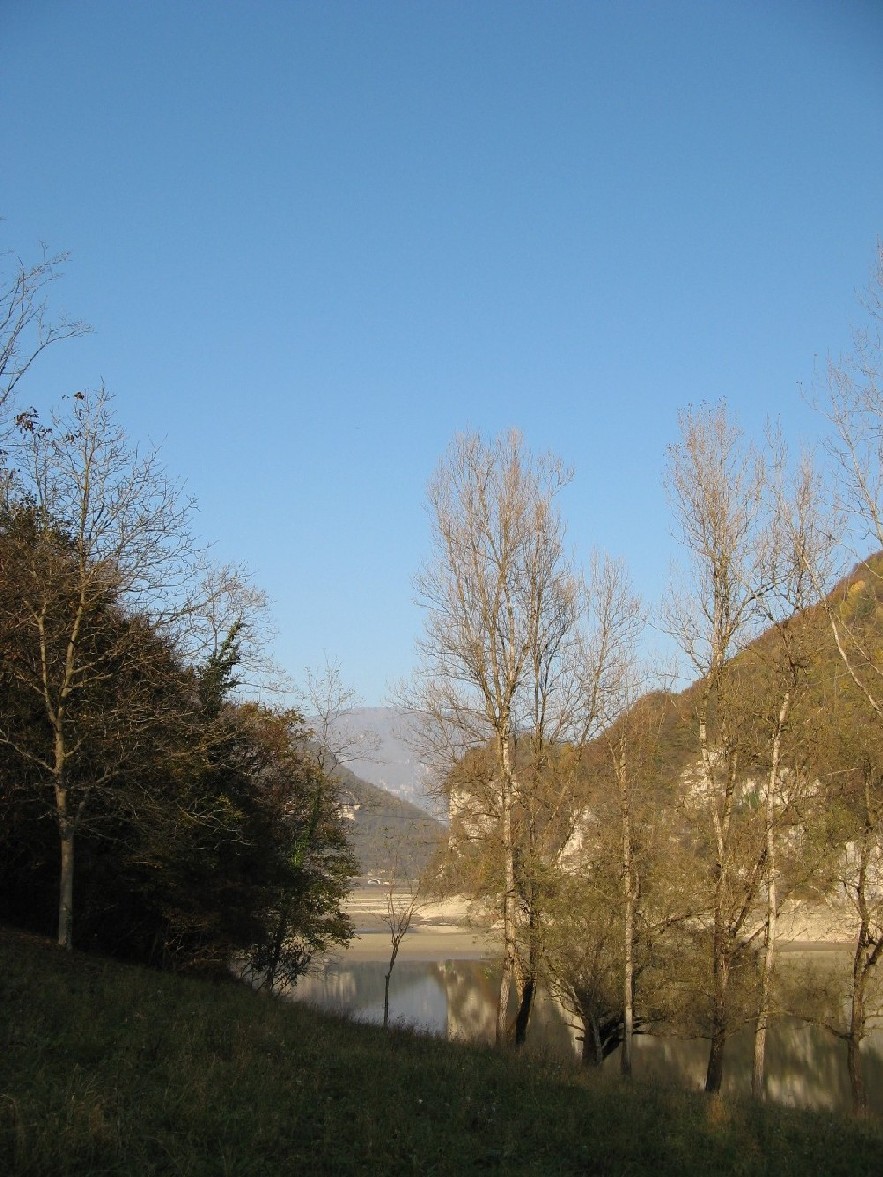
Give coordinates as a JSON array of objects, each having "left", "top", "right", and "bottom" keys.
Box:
[
  {"left": 290, "top": 955, "right": 883, "bottom": 1116},
  {"left": 293, "top": 958, "right": 501, "bottom": 1042},
  {"left": 628, "top": 1020, "right": 883, "bottom": 1114}
]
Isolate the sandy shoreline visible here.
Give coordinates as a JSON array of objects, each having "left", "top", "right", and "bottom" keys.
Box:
[
  {"left": 336, "top": 887, "right": 498, "bottom": 962},
  {"left": 327, "top": 887, "right": 857, "bottom": 965}
]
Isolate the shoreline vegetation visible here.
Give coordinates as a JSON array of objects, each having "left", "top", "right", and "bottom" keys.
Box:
[{"left": 2, "top": 924, "right": 882, "bottom": 1177}]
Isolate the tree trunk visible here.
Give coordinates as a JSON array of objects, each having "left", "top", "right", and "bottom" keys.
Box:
[
  {"left": 578, "top": 1011, "right": 603, "bottom": 1066},
  {"left": 705, "top": 1021, "right": 727, "bottom": 1094},
  {"left": 52, "top": 710, "right": 76, "bottom": 950},
  {"left": 703, "top": 704, "right": 736, "bottom": 1097},
  {"left": 847, "top": 768, "right": 877, "bottom": 1114},
  {"left": 514, "top": 899, "right": 539, "bottom": 1046},
  {"left": 621, "top": 759, "right": 634, "bottom": 1077},
  {"left": 705, "top": 923, "right": 730, "bottom": 1093},
  {"left": 55, "top": 772, "right": 74, "bottom": 951},
  {"left": 383, "top": 970, "right": 392, "bottom": 1030},
  {"left": 700, "top": 686, "right": 732, "bottom": 1096},
  {"left": 497, "top": 739, "right": 518, "bottom": 1045},
  {"left": 752, "top": 844, "right": 777, "bottom": 1098},
  {"left": 514, "top": 976, "right": 535, "bottom": 1045},
  {"left": 848, "top": 829, "right": 871, "bottom": 1115},
  {"left": 261, "top": 896, "right": 293, "bottom": 992},
  {"left": 753, "top": 691, "right": 788, "bottom": 1099},
  {"left": 58, "top": 816, "right": 74, "bottom": 951},
  {"left": 384, "top": 937, "right": 402, "bottom": 1030}
]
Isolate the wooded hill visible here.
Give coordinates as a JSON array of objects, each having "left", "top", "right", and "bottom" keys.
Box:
[
  {"left": 331, "top": 761, "right": 445, "bottom": 880},
  {"left": 576, "top": 551, "right": 883, "bottom": 800}
]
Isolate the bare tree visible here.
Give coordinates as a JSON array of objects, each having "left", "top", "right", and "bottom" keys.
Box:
[
  {"left": 299, "top": 655, "right": 379, "bottom": 774},
  {"left": 408, "top": 430, "right": 578, "bottom": 1043},
  {"left": 748, "top": 440, "right": 830, "bottom": 1097},
  {"left": 813, "top": 241, "right": 883, "bottom": 717},
  {"left": 0, "top": 243, "right": 90, "bottom": 419},
  {"left": 407, "top": 430, "right": 639, "bottom": 1046},
  {"left": 505, "top": 553, "right": 644, "bottom": 1045},
  {"left": 380, "top": 844, "right": 425, "bottom": 1029},
  {"left": 664, "top": 400, "right": 770, "bottom": 1093},
  {"left": 189, "top": 560, "right": 277, "bottom": 694},
  {"left": 602, "top": 650, "right": 653, "bottom": 1077},
  {"left": 802, "top": 244, "right": 883, "bottom": 1111},
  {"left": 803, "top": 677, "right": 883, "bottom": 1116}
]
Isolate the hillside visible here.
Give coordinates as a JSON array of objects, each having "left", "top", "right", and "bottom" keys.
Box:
[
  {"left": 584, "top": 553, "right": 883, "bottom": 794},
  {"left": 333, "top": 762, "right": 445, "bottom": 879},
  {"left": 2, "top": 924, "right": 881, "bottom": 1175},
  {"left": 339, "top": 557, "right": 883, "bottom": 888}
]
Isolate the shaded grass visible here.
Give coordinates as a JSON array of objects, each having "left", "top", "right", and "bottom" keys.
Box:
[{"left": 1, "top": 925, "right": 881, "bottom": 1175}]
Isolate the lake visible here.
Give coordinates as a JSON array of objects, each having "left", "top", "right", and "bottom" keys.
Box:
[{"left": 290, "top": 945, "right": 883, "bottom": 1116}]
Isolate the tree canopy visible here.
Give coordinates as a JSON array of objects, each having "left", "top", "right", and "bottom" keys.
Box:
[{"left": 0, "top": 245, "right": 356, "bottom": 973}]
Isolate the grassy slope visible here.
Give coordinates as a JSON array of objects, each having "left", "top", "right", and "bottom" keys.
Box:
[{"left": 1, "top": 927, "right": 881, "bottom": 1176}]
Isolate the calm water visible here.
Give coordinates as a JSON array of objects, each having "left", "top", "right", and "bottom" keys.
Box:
[{"left": 290, "top": 952, "right": 883, "bottom": 1116}]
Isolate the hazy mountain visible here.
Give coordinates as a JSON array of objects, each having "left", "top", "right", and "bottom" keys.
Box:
[{"left": 327, "top": 706, "right": 443, "bottom": 818}]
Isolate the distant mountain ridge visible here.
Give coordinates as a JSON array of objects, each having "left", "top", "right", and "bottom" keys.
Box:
[{"left": 326, "top": 707, "right": 442, "bottom": 818}]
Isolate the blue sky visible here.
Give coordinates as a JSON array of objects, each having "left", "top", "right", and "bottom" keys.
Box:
[{"left": 2, "top": 1, "right": 882, "bottom": 705}]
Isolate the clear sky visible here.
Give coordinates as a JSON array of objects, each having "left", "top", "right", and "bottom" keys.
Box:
[{"left": 2, "top": 1, "right": 882, "bottom": 705}]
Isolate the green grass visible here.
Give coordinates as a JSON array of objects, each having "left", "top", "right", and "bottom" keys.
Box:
[{"left": 1, "top": 926, "right": 881, "bottom": 1175}]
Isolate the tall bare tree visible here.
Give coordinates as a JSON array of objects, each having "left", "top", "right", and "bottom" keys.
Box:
[
  {"left": 601, "top": 648, "right": 654, "bottom": 1078},
  {"left": 664, "top": 401, "right": 770, "bottom": 1093},
  {"left": 409, "top": 430, "right": 579, "bottom": 1042},
  {"left": 511, "top": 553, "right": 643, "bottom": 1043},
  {"left": 379, "top": 835, "right": 426, "bottom": 1030},
  {"left": 804, "top": 668, "right": 883, "bottom": 1116},
  {"left": 803, "top": 244, "right": 883, "bottom": 1111},
  {"left": 814, "top": 241, "right": 883, "bottom": 716},
  {"left": 748, "top": 440, "right": 830, "bottom": 1097},
  {"left": 409, "top": 430, "right": 639, "bottom": 1044},
  {"left": 298, "top": 654, "right": 380, "bottom": 775}
]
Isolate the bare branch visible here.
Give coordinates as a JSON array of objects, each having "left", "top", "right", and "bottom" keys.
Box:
[{"left": 0, "top": 244, "right": 91, "bottom": 418}]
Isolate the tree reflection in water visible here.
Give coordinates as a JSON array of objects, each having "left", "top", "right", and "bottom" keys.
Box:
[{"left": 288, "top": 955, "right": 883, "bottom": 1117}]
